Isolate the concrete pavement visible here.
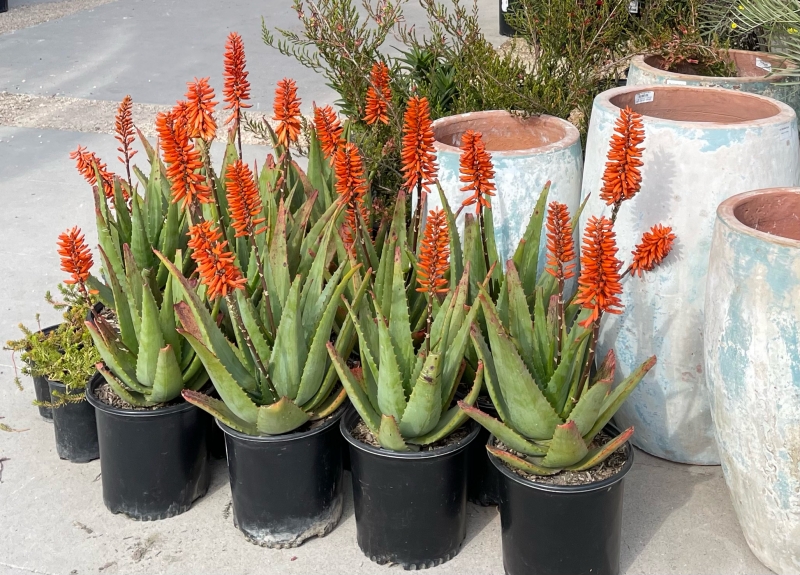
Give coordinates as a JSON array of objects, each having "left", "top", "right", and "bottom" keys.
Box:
[{"left": 0, "top": 1, "right": 775, "bottom": 573}]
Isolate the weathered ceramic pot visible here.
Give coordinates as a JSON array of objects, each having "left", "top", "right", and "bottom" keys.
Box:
[
  {"left": 705, "top": 188, "right": 800, "bottom": 575},
  {"left": 627, "top": 50, "right": 800, "bottom": 120},
  {"left": 429, "top": 110, "right": 583, "bottom": 268},
  {"left": 582, "top": 85, "right": 800, "bottom": 464}
]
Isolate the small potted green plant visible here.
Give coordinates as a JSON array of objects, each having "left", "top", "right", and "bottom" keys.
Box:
[
  {"left": 328, "top": 197, "right": 484, "bottom": 568},
  {"left": 458, "top": 107, "right": 676, "bottom": 574},
  {"left": 6, "top": 229, "right": 101, "bottom": 462}
]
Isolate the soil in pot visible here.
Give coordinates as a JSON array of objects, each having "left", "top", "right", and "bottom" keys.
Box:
[
  {"left": 219, "top": 407, "right": 345, "bottom": 548},
  {"left": 342, "top": 409, "right": 480, "bottom": 570},
  {"left": 48, "top": 380, "right": 98, "bottom": 463},
  {"left": 85, "top": 373, "right": 210, "bottom": 521},
  {"left": 490, "top": 433, "right": 634, "bottom": 575}
]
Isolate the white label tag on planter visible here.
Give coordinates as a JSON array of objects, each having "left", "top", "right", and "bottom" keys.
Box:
[
  {"left": 666, "top": 79, "right": 687, "bottom": 85},
  {"left": 628, "top": 0, "right": 639, "bottom": 13},
  {"left": 756, "top": 57, "right": 772, "bottom": 72},
  {"left": 634, "top": 91, "right": 654, "bottom": 104},
  {"left": 501, "top": 0, "right": 509, "bottom": 11}
]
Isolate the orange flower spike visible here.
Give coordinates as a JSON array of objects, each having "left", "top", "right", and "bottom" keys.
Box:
[
  {"left": 400, "top": 95, "right": 438, "bottom": 195},
  {"left": 273, "top": 78, "right": 302, "bottom": 148},
  {"left": 630, "top": 224, "right": 676, "bottom": 276},
  {"left": 172, "top": 100, "right": 190, "bottom": 129},
  {"left": 114, "top": 95, "right": 137, "bottom": 167},
  {"left": 185, "top": 77, "right": 218, "bottom": 141},
  {"left": 69, "top": 146, "right": 117, "bottom": 200},
  {"left": 600, "top": 106, "right": 645, "bottom": 206},
  {"left": 545, "top": 202, "right": 576, "bottom": 281},
  {"left": 313, "top": 104, "right": 344, "bottom": 159},
  {"left": 364, "top": 61, "right": 391, "bottom": 126},
  {"left": 155, "top": 111, "right": 212, "bottom": 208},
  {"left": 187, "top": 221, "right": 246, "bottom": 300},
  {"left": 333, "top": 142, "right": 367, "bottom": 207},
  {"left": 226, "top": 160, "right": 266, "bottom": 238},
  {"left": 416, "top": 208, "right": 450, "bottom": 295},
  {"left": 574, "top": 216, "right": 624, "bottom": 328},
  {"left": 222, "top": 32, "right": 251, "bottom": 127},
  {"left": 459, "top": 130, "right": 496, "bottom": 214},
  {"left": 57, "top": 226, "right": 93, "bottom": 286}
]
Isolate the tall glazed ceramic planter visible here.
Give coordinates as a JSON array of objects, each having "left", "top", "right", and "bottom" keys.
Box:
[
  {"left": 705, "top": 188, "right": 800, "bottom": 575},
  {"left": 582, "top": 85, "right": 800, "bottom": 464},
  {"left": 627, "top": 51, "right": 800, "bottom": 120},
  {"left": 429, "top": 110, "right": 583, "bottom": 268}
]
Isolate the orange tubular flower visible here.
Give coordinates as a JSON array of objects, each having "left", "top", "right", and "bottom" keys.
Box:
[
  {"left": 226, "top": 160, "right": 266, "bottom": 238},
  {"left": 601, "top": 107, "right": 645, "bottom": 206},
  {"left": 416, "top": 208, "right": 450, "bottom": 295},
  {"left": 364, "top": 61, "right": 391, "bottom": 125},
  {"left": 187, "top": 221, "right": 246, "bottom": 300},
  {"left": 630, "top": 224, "right": 676, "bottom": 276},
  {"left": 273, "top": 78, "right": 302, "bottom": 148},
  {"left": 185, "top": 77, "right": 218, "bottom": 141},
  {"left": 222, "top": 32, "right": 251, "bottom": 127},
  {"left": 334, "top": 143, "right": 368, "bottom": 251},
  {"left": 313, "top": 104, "right": 343, "bottom": 159},
  {"left": 70, "top": 146, "right": 117, "bottom": 200},
  {"left": 400, "top": 95, "right": 438, "bottom": 196},
  {"left": 155, "top": 111, "right": 211, "bottom": 208},
  {"left": 459, "top": 130, "right": 496, "bottom": 214},
  {"left": 114, "top": 95, "right": 137, "bottom": 169},
  {"left": 57, "top": 226, "right": 93, "bottom": 286},
  {"left": 545, "top": 202, "right": 576, "bottom": 281},
  {"left": 574, "top": 216, "right": 624, "bottom": 328},
  {"left": 172, "top": 100, "right": 190, "bottom": 129}
]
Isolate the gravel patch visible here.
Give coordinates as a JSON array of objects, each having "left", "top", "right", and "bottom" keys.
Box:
[{"left": 0, "top": 0, "right": 116, "bottom": 35}]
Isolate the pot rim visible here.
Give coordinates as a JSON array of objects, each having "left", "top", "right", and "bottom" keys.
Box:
[
  {"left": 85, "top": 370, "right": 197, "bottom": 417},
  {"left": 431, "top": 110, "right": 580, "bottom": 157},
  {"left": 216, "top": 403, "right": 346, "bottom": 443},
  {"left": 595, "top": 85, "right": 796, "bottom": 129},
  {"left": 631, "top": 50, "right": 793, "bottom": 84},
  {"left": 717, "top": 187, "right": 800, "bottom": 248},
  {"left": 340, "top": 407, "right": 481, "bottom": 460},
  {"left": 487, "top": 433, "right": 635, "bottom": 494}
]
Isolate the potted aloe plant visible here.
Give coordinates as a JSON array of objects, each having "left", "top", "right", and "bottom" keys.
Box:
[
  {"left": 458, "top": 108, "right": 676, "bottom": 575},
  {"left": 5, "top": 231, "right": 101, "bottom": 463},
  {"left": 328, "top": 183, "right": 484, "bottom": 568},
  {"left": 74, "top": 94, "right": 214, "bottom": 520}
]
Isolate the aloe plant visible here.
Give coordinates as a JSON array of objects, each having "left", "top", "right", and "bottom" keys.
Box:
[{"left": 328, "top": 246, "right": 483, "bottom": 451}]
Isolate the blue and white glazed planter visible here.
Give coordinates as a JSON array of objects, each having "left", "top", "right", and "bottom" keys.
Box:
[
  {"left": 428, "top": 110, "right": 583, "bottom": 268},
  {"left": 627, "top": 50, "right": 800, "bottom": 121},
  {"left": 581, "top": 85, "right": 800, "bottom": 465},
  {"left": 705, "top": 188, "right": 800, "bottom": 575}
]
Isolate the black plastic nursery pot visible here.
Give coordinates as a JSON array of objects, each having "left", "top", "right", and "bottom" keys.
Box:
[
  {"left": 490, "top": 434, "right": 635, "bottom": 575},
  {"left": 219, "top": 406, "right": 345, "bottom": 548},
  {"left": 499, "top": 0, "right": 518, "bottom": 36},
  {"left": 48, "top": 380, "right": 99, "bottom": 462},
  {"left": 342, "top": 409, "right": 480, "bottom": 570},
  {"left": 85, "top": 373, "right": 211, "bottom": 520},
  {"left": 466, "top": 396, "right": 501, "bottom": 506}
]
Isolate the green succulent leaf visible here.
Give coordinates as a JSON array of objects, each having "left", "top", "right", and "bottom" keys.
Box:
[
  {"left": 567, "top": 381, "right": 611, "bottom": 437},
  {"left": 375, "top": 303, "right": 408, "bottom": 422},
  {"left": 568, "top": 426, "right": 633, "bottom": 471},
  {"left": 469, "top": 324, "right": 510, "bottom": 423},
  {"left": 541, "top": 421, "right": 589, "bottom": 468},
  {"left": 269, "top": 276, "right": 308, "bottom": 400},
  {"left": 135, "top": 277, "right": 165, "bottom": 389},
  {"left": 436, "top": 182, "right": 463, "bottom": 286},
  {"left": 459, "top": 401, "right": 547, "bottom": 456},
  {"left": 182, "top": 390, "right": 257, "bottom": 435},
  {"left": 389, "top": 247, "right": 415, "bottom": 390},
  {"left": 97, "top": 364, "right": 152, "bottom": 407},
  {"left": 398, "top": 352, "right": 442, "bottom": 438},
  {"left": 256, "top": 397, "right": 310, "bottom": 435},
  {"left": 487, "top": 445, "right": 560, "bottom": 476},
  {"left": 512, "top": 181, "right": 550, "bottom": 297},
  {"left": 378, "top": 414, "right": 409, "bottom": 451},
  {"left": 327, "top": 342, "right": 380, "bottom": 433},
  {"left": 147, "top": 345, "right": 184, "bottom": 403}
]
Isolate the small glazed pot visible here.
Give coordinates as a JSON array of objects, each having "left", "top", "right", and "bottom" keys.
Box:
[
  {"left": 490, "top": 434, "right": 634, "bottom": 575},
  {"left": 85, "top": 373, "right": 210, "bottom": 521},
  {"left": 48, "top": 380, "right": 98, "bottom": 463},
  {"left": 342, "top": 409, "right": 480, "bottom": 570},
  {"left": 219, "top": 407, "right": 345, "bottom": 548}
]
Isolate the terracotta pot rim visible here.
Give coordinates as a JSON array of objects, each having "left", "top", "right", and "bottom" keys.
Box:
[
  {"left": 717, "top": 187, "right": 800, "bottom": 248},
  {"left": 432, "top": 110, "right": 580, "bottom": 156},
  {"left": 631, "top": 49, "right": 793, "bottom": 84},
  {"left": 596, "top": 85, "right": 796, "bottom": 128}
]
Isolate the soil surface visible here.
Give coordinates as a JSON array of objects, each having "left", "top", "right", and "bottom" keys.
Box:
[
  {"left": 494, "top": 430, "right": 628, "bottom": 486},
  {"left": 94, "top": 381, "right": 182, "bottom": 411},
  {"left": 352, "top": 418, "right": 471, "bottom": 452}
]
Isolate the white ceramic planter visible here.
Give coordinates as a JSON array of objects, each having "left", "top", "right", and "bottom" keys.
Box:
[
  {"left": 627, "top": 51, "right": 800, "bottom": 121},
  {"left": 581, "top": 85, "right": 800, "bottom": 464},
  {"left": 428, "top": 110, "right": 583, "bottom": 268},
  {"left": 705, "top": 188, "right": 800, "bottom": 575}
]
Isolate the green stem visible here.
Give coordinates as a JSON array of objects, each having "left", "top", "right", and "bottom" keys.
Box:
[
  {"left": 248, "top": 233, "right": 276, "bottom": 334},
  {"left": 478, "top": 208, "right": 492, "bottom": 292}
]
